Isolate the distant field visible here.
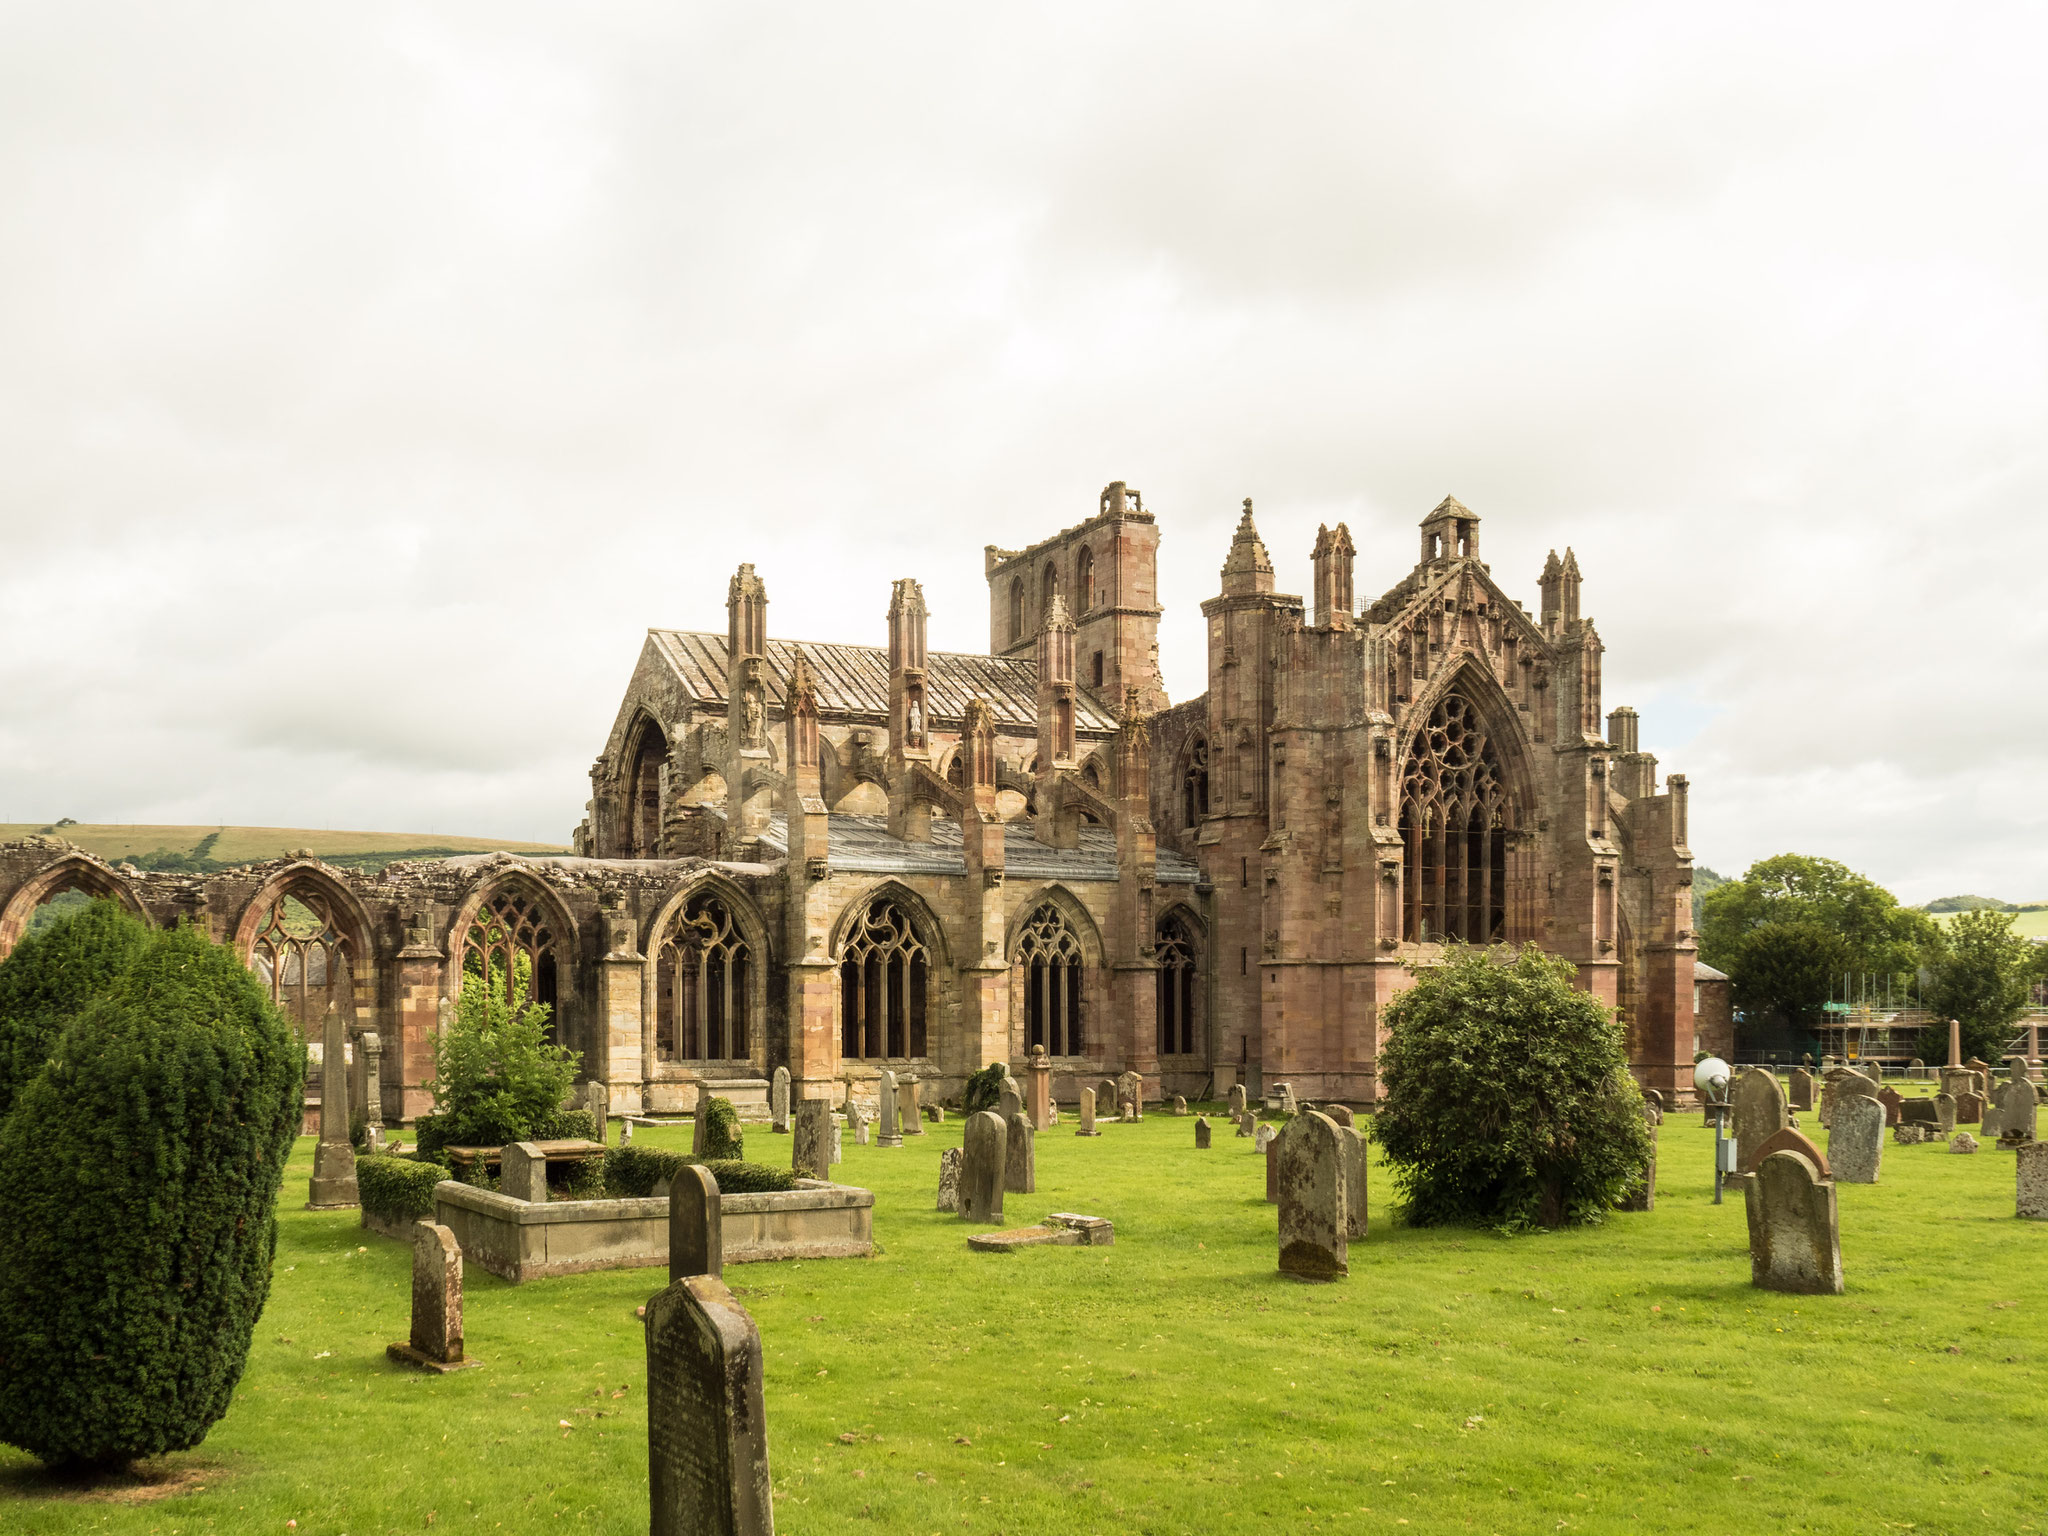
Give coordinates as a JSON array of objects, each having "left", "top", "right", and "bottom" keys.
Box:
[
  {"left": 1927, "top": 907, "right": 2048, "bottom": 939},
  {"left": 0, "top": 823, "right": 567, "bottom": 869}
]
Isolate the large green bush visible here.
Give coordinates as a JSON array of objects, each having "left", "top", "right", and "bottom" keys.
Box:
[
  {"left": 0, "top": 897, "right": 151, "bottom": 1122},
  {"left": 355, "top": 1153, "right": 446, "bottom": 1224},
  {"left": 413, "top": 981, "right": 579, "bottom": 1161},
  {"left": 1375, "top": 944, "right": 1651, "bottom": 1233},
  {"left": 0, "top": 922, "right": 302, "bottom": 1469}
]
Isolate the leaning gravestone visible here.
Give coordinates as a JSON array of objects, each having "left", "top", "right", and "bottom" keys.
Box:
[
  {"left": 307, "top": 1004, "right": 360, "bottom": 1209},
  {"left": 1732, "top": 1067, "right": 1789, "bottom": 1174},
  {"left": 386, "top": 1221, "right": 477, "bottom": 1372},
  {"left": 501, "top": 1141, "right": 550, "bottom": 1204},
  {"left": 1829, "top": 1094, "right": 1884, "bottom": 1184},
  {"left": 1194, "top": 1115, "right": 1212, "bottom": 1149},
  {"left": 645, "top": 1272, "right": 774, "bottom": 1536},
  {"left": 770, "top": 1067, "right": 791, "bottom": 1134},
  {"left": 1004, "top": 1110, "right": 1036, "bottom": 1194},
  {"left": 1335, "top": 1121, "right": 1368, "bottom": 1238},
  {"left": 1745, "top": 1150, "right": 1842, "bottom": 1295},
  {"left": 1788, "top": 1067, "right": 1815, "bottom": 1112},
  {"left": 1276, "top": 1110, "right": 1348, "bottom": 1281},
  {"left": 791, "top": 1098, "right": 833, "bottom": 1180},
  {"left": 2015, "top": 1142, "right": 2048, "bottom": 1219},
  {"left": 960, "top": 1110, "right": 1007, "bottom": 1223},
  {"left": 669, "top": 1164, "right": 723, "bottom": 1281},
  {"left": 934, "top": 1147, "right": 962, "bottom": 1213},
  {"left": 876, "top": 1069, "right": 902, "bottom": 1148},
  {"left": 1075, "top": 1086, "right": 1101, "bottom": 1137}
]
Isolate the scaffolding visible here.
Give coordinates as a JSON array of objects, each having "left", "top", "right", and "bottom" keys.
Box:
[{"left": 1815, "top": 972, "right": 1932, "bottom": 1065}]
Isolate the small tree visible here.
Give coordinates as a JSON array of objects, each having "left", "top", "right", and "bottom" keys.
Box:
[
  {"left": 1375, "top": 944, "right": 1651, "bottom": 1232},
  {"left": 1923, "top": 908, "right": 2037, "bottom": 1063},
  {"left": 0, "top": 897, "right": 151, "bottom": 1122},
  {"left": 0, "top": 922, "right": 302, "bottom": 1470},
  {"left": 416, "top": 981, "right": 580, "bottom": 1159}
]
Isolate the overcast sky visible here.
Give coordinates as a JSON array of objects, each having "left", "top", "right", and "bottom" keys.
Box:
[{"left": 2, "top": 3, "right": 2043, "bottom": 902}]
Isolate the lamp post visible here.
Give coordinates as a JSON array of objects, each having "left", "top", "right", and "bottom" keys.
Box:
[{"left": 1695, "top": 1055, "right": 1734, "bottom": 1205}]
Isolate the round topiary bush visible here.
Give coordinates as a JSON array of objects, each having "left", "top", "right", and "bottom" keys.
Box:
[
  {"left": 1374, "top": 944, "right": 1652, "bottom": 1232},
  {"left": 0, "top": 922, "right": 303, "bottom": 1470},
  {"left": 0, "top": 897, "right": 151, "bottom": 1122}
]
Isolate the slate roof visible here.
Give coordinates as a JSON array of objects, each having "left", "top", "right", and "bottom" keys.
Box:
[
  {"left": 1694, "top": 960, "right": 1730, "bottom": 982},
  {"left": 758, "top": 814, "right": 1200, "bottom": 885},
  {"left": 649, "top": 631, "right": 1119, "bottom": 735}
]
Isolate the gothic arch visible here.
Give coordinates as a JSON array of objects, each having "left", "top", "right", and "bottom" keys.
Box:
[
  {"left": 0, "top": 854, "right": 151, "bottom": 959},
  {"left": 1001, "top": 882, "right": 1105, "bottom": 967},
  {"left": 643, "top": 873, "right": 769, "bottom": 1067},
  {"left": 1154, "top": 904, "right": 1203, "bottom": 1058},
  {"left": 833, "top": 881, "right": 948, "bottom": 1062},
  {"left": 1403, "top": 657, "right": 1538, "bottom": 814},
  {"left": 1397, "top": 664, "right": 1533, "bottom": 945},
  {"left": 828, "top": 879, "right": 951, "bottom": 970},
  {"left": 231, "top": 862, "right": 377, "bottom": 965},
  {"left": 231, "top": 863, "right": 380, "bottom": 1037},
  {"left": 442, "top": 870, "right": 581, "bottom": 1047},
  {"left": 623, "top": 712, "right": 670, "bottom": 860}
]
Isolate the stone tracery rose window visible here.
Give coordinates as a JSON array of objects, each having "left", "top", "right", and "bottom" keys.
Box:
[
  {"left": 1017, "top": 902, "right": 1083, "bottom": 1057},
  {"left": 656, "top": 890, "right": 752, "bottom": 1062},
  {"left": 1155, "top": 911, "right": 1197, "bottom": 1056},
  {"left": 1399, "top": 692, "right": 1510, "bottom": 944},
  {"left": 839, "top": 897, "right": 930, "bottom": 1060},
  {"left": 461, "top": 888, "right": 560, "bottom": 1025}
]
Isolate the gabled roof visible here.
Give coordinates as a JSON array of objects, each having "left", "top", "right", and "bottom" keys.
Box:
[{"left": 648, "top": 631, "right": 1120, "bottom": 734}]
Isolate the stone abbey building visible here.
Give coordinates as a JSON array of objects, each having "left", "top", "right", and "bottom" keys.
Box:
[{"left": 0, "top": 484, "right": 1699, "bottom": 1118}]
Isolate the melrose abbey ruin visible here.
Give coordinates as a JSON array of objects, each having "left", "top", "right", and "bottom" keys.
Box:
[{"left": 0, "top": 485, "right": 1701, "bottom": 1117}]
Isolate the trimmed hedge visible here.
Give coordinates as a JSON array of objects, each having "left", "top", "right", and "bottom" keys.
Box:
[
  {"left": 355, "top": 1153, "right": 445, "bottom": 1224},
  {"left": 0, "top": 897, "right": 150, "bottom": 1122},
  {"left": 602, "top": 1145, "right": 797, "bottom": 1199},
  {"left": 697, "top": 1096, "right": 744, "bottom": 1160}
]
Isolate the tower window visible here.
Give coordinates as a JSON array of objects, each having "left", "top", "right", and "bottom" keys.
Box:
[
  {"left": 1091, "top": 651, "right": 1104, "bottom": 689},
  {"left": 1077, "top": 544, "right": 1095, "bottom": 613}
]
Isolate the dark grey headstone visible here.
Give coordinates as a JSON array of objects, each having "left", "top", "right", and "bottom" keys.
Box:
[
  {"left": 1004, "top": 1110, "right": 1035, "bottom": 1195},
  {"left": 960, "top": 1110, "right": 1007, "bottom": 1222},
  {"left": 1276, "top": 1110, "right": 1347, "bottom": 1280},
  {"left": 1194, "top": 1115, "right": 1212, "bottom": 1149},
  {"left": 791, "top": 1098, "right": 832, "bottom": 1180},
  {"left": 669, "top": 1164, "right": 723, "bottom": 1282},
  {"left": 646, "top": 1274, "right": 774, "bottom": 1536}
]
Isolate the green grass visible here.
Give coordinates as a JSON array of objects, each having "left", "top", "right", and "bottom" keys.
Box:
[
  {"left": 4, "top": 1104, "right": 2046, "bottom": 1534},
  {"left": 1927, "top": 907, "right": 2048, "bottom": 939},
  {"left": 0, "top": 823, "right": 567, "bottom": 866}
]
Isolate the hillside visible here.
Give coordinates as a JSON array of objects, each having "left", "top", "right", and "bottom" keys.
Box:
[{"left": 2, "top": 822, "right": 568, "bottom": 874}]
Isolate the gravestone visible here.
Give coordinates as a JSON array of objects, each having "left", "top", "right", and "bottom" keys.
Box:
[
  {"left": 1004, "top": 1110, "right": 1035, "bottom": 1194},
  {"left": 581, "top": 1079, "right": 610, "bottom": 1145},
  {"left": 501, "top": 1141, "right": 550, "bottom": 1204},
  {"left": 1075, "top": 1086, "right": 1101, "bottom": 1136},
  {"left": 1118, "top": 1071, "right": 1144, "bottom": 1119},
  {"left": 899, "top": 1075, "right": 924, "bottom": 1136},
  {"left": 622, "top": 1120, "right": 634, "bottom": 1143},
  {"left": 1276, "top": 1110, "right": 1348, "bottom": 1281},
  {"left": 1026, "top": 1046, "right": 1053, "bottom": 1130},
  {"left": 1747, "top": 1126, "right": 1830, "bottom": 1179},
  {"left": 1623, "top": 1099, "right": 1660, "bottom": 1210},
  {"left": 1227, "top": 1083, "right": 1248, "bottom": 1118},
  {"left": 934, "top": 1146, "right": 962, "bottom": 1213},
  {"left": 669, "top": 1164, "right": 723, "bottom": 1281},
  {"left": 831, "top": 1124, "right": 842, "bottom": 1166},
  {"left": 1234, "top": 1110, "right": 1252, "bottom": 1138},
  {"left": 846, "top": 1099, "right": 870, "bottom": 1147},
  {"left": 1172, "top": 1095, "right": 1188, "bottom": 1116},
  {"left": 645, "top": 1273, "right": 774, "bottom": 1536},
  {"left": 770, "top": 1067, "right": 791, "bottom": 1134},
  {"left": 1324, "top": 1104, "right": 1354, "bottom": 1129},
  {"left": 1732, "top": 1068, "right": 1790, "bottom": 1174},
  {"left": 791, "top": 1098, "right": 833, "bottom": 1180},
  {"left": 1957, "top": 1091, "right": 1985, "bottom": 1126},
  {"left": 1097, "top": 1079, "right": 1120, "bottom": 1120},
  {"left": 1935, "top": 1092, "right": 1957, "bottom": 1134},
  {"left": 1254, "top": 1122, "right": 1277, "bottom": 1152},
  {"left": 1195, "top": 1115, "right": 1212, "bottom": 1149},
  {"left": 2015, "top": 1142, "right": 2048, "bottom": 1219},
  {"left": 999, "top": 1083, "right": 1023, "bottom": 1123},
  {"left": 876, "top": 1069, "right": 902, "bottom": 1148},
  {"left": 1119, "top": 1101, "right": 1137, "bottom": 1123},
  {"left": 1951, "top": 1131, "right": 1979, "bottom": 1154},
  {"left": 307, "top": 1004, "right": 360, "bottom": 1209},
  {"left": 1335, "top": 1121, "right": 1368, "bottom": 1238},
  {"left": 1899, "top": 1098, "right": 1940, "bottom": 1128},
  {"left": 1264, "top": 1137, "right": 1279, "bottom": 1203},
  {"left": 2000, "top": 1078, "right": 2038, "bottom": 1144},
  {"left": 1983, "top": 1095, "right": 2006, "bottom": 1141},
  {"left": 959, "top": 1110, "right": 1007, "bottom": 1223},
  {"left": 924, "top": 1104, "right": 943, "bottom": 1124},
  {"left": 1828, "top": 1095, "right": 1884, "bottom": 1184},
  {"left": 386, "top": 1221, "right": 477, "bottom": 1372},
  {"left": 1876, "top": 1086, "right": 1904, "bottom": 1127},
  {"left": 1788, "top": 1068, "right": 1815, "bottom": 1111},
  {"left": 1745, "top": 1150, "right": 1842, "bottom": 1295},
  {"left": 353, "top": 1029, "right": 384, "bottom": 1129}
]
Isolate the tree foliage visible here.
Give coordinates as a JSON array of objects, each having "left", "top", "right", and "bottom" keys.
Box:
[
  {"left": 1923, "top": 908, "right": 2039, "bottom": 1063},
  {"left": 962, "top": 1062, "right": 1007, "bottom": 1116},
  {"left": 0, "top": 898, "right": 152, "bottom": 1122},
  {"left": 0, "top": 923, "right": 302, "bottom": 1469},
  {"left": 415, "top": 981, "right": 579, "bottom": 1160},
  {"left": 1374, "top": 945, "right": 1651, "bottom": 1232}
]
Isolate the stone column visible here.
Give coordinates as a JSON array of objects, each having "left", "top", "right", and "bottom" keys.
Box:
[
  {"left": 1026, "top": 1046, "right": 1053, "bottom": 1130},
  {"left": 307, "top": 1003, "right": 359, "bottom": 1209},
  {"left": 392, "top": 932, "right": 446, "bottom": 1124},
  {"left": 595, "top": 905, "right": 645, "bottom": 1117},
  {"left": 353, "top": 1029, "right": 384, "bottom": 1128}
]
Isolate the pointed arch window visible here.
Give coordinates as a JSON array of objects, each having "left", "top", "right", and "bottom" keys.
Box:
[
  {"left": 1399, "top": 692, "right": 1509, "bottom": 944},
  {"left": 656, "top": 890, "right": 752, "bottom": 1061},
  {"left": 251, "top": 889, "right": 354, "bottom": 1040},
  {"left": 461, "top": 888, "right": 561, "bottom": 1027},
  {"left": 627, "top": 720, "right": 668, "bottom": 859},
  {"left": 1182, "top": 734, "right": 1210, "bottom": 828},
  {"left": 1009, "top": 579, "right": 1025, "bottom": 646},
  {"left": 840, "top": 898, "right": 929, "bottom": 1060},
  {"left": 1076, "top": 545, "right": 1095, "bottom": 613},
  {"left": 1041, "top": 561, "right": 1059, "bottom": 615},
  {"left": 1155, "top": 912, "right": 1197, "bottom": 1056},
  {"left": 1017, "top": 903, "right": 1083, "bottom": 1056}
]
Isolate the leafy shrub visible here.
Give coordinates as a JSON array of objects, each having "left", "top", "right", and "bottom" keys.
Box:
[
  {"left": 697, "top": 1096, "right": 744, "bottom": 1160},
  {"left": 602, "top": 1145, "right": 796, "bottom": 1198},
  {"left": 355, "top": 1153, "right": 445, "bottom": 1224},
  {"left": 962, "top": 1062, "right": 1006, "bottom": 1116},
  {"left": 413, "top": 982, "right": 580, "bottom": 1161},
  {"left": 0, "top": 898, "right": 150, "bottom": 1122},
  {"left": 538, "top": 1107, "right": 598, "bottom": 1143},
  {"left": 1374, "top": 944, "right": 1652, "bottom": 1233},
  {"left": 703, "top": 1158, "right": 797, "bottom": 1194},
  {"left": 0, "top": 922, "right": 302, "bottom": 1469}
]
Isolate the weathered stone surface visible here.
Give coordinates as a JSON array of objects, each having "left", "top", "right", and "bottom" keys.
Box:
[
  {"left": 898, "top": 1075, "right": 924, "bottom": 1136},
  {"left": 923, "top": 1104, "right": 942, "bottom": 1123},
  {"left": 1747, "top": 1126, "right": 1830, "bottom": 1179},
  {"left": 2016, "top": 1142, "right": 2048, "bottom": 1218},
  {"left": 1324, "top": 1104, "right": 1354, "bottom": 1128},
  {"left": 1195, "top": 1115, "right": 1212, "bottom": 1148},
  {"left": 935, "top": 1146, "right": 962, "bottom": 1212},
  {"left": 1828, "top": 1095, "right": 1884, "bottom": 1184},
  {"left": 1957, "top": 1091, "right": 1985, "bottom": 1126},
  {"left": 1254, "top": 1122, "right": 1277, "bottom": 1152},
  {"left": 1004, "top": 1110, "right": 1035, "bottom": 1194},
  {"left": 1732, "top": 1067, "right": 1789, "bottom": 1174},
  {"left": 669, "top": 1163, "right": 723, "bottom": 1281},
  {"left": 1876, "top": 1086, "right": 1904, "bottom": 1127},
  {"left": 1172, "top": 1095, "right": 1188, "bottom": 1116},
  {"left": 1935, "top": 1092, "right": 1957, "bottom": 1133},
  {"left": 1026, "top": 1047, "right": 1053, "bottom": 1130},
  {"left": 307, "top": 1004, "right": 360, "bottom": 1209},
  {"left": 791, "top": 1098, "right": 833, "bottom": 1180},
  {"left": 1745, "top": 1150, "right": 1842, "bottom": 1295},
  {"left": 846, "top": 1098, "right": 870, "bottom": 1146},
  {"left": 967, "top": 1212, "right": 1115, "bottom": 1252},
  {"left": 2000, "top": 1078, "right": 2038, "bottom": 1143},
  {"left": 960, "top": 1110, "right": 1007, "bottom": 1223},
  {"left": 876, "top": 1068, "right": 902, "bottom": 1148},
  {"left": 1118, "top": 1101, "right": 1137, "bottom": 1123},
  {"left": 770, "top": 1066, "right": 791, "bottom": 1134},
  {"left": 386, "top": 1221, "right": 477, "bottom": 1372},
  {"left": 1336, "top": 1122, "right": 1368, "bottom": 1238},
  {"left": 1075, "top": 1086, "right": 1101, "bottom": 1136},
  {"left": 1276, "top": 1110, "right": 1347, "bottom": 1281},
  {"left": 1950, "top": 1131, "right": 1979, "bottom": 1154},
  {"left": 1234, "top": 1110, "right": 1253, "bottom": 1138},
  {"left": 1788, "top": 1067, "right": 1815, "bottom": 1111},
  {"left": 645, "top": 1272, "right": 774, "bottom": 1536},
  {"left": 1892, "top": 1124, "right": 1934, "bottom": 1145},
  {"left": 501, "top": 1141, "right": 550, "bottom": 1204},
  {"left": 999, "top": 1083, "right": 1023, "bottom": 1122},
  {"left": 1097, "top": 1078, "right": 1119, "bottom": 1119},
  {"left": 1227, "top": 1083, "right": 1247, "bottom": 1118},
  {"left": 1264, "top": 1137, "right": 1278, "bottom": 1203},
  {"left": 1899, "top": 1098, "right": 1940, "bottom": 1127},
  {"left": 580, "top": 1079, "right": 609, "bottom": 1144}
]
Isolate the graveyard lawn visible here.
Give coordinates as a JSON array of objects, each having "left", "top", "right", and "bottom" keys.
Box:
[{"left": 4, "top": 1104, "right": 2048, "bottom": 1534}]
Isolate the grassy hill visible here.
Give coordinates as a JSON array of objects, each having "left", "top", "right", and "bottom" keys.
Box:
[
  {"left": 1, "top": 822, "right": 568, "bottom": 874},
  {"left": 1926, "top": 906, "right": 2048, "bottom": 939}
]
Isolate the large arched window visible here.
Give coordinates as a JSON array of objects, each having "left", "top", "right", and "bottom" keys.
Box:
[
  {"left": 1076, "top": 545, "right": 1095, "bottom": 613},
  {"left": 656, "top": 889, "right": 752, "bottom": 1061},
  {"left": 840, "top": 898, "right": 929, "bottom": 1060},
  {"left": 627, "top": 720, "right": 668, "bottom": 859},
  {"left": 462, "top": 887, "right": 561, "bottom": 1026},
  {"left": 1182, "top": 734, "right": 1210, "bottom": 829},
  {"left": 1041, "top": 561, "right": 1059, "bottom": 615},
  {"left": 1155, "top": 912, "right": 1197, "bottom": 1056},
  {"left": 1016, "top": 903, "right": 1083, "bottom": 1056},
  {"left": 250, "top": 889, "right": 355, "bottom": 1040},
  {"left": 1009, "top": 578, "right": 1025, "bottom": 645},
  {"left": 1399, "top": 692, "right": 1509, "bottom": 944}
]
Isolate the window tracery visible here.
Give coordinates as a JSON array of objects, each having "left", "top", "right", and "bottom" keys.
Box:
[
  {"left": 251, "top": 890, "right": 353, "bottom": 1039},
  {"left": 840, "top": 897, "right": 930, "bottom": 1060},
  {"left": 1017, "top": 902, "right": 1083, "bottom": 1056},
  {"left": 461, "top": 888, "right": 561, "bottom": 1025},
  {"left": 1155, "top": 912, "right": 1197, "bottom": 1056},
  {"left": 1399, "top": 692, "right": 1510, "bottom": 944},
  {"left": 655, "top": 890, "right": 752, "bottom": 1061}
]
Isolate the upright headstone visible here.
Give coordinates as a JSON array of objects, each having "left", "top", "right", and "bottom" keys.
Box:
[
  {"left": 1957, "top": 1090, "right": 1985, "bottom": 1126},
  {"left": 1828, "top": 1095, "right": 1884, "bottom": 1184},
  {"left": 581, "top": 1079, "right": 609, "bottom": 1145},
  {"left": 1119, "top": 1100, "right": 1137, "bottom": 1123},
  {"left": 386, "top": 1221, "right": 476, "bottom": 1371},
  {"left": 1194, "top": 1115, "right": 1212, "bottom": 1149},
  {"left": 1744, "top": 1150, "right": 1842, "bottom": 1295},
  {"left": 1276, "top": 1083, "right": 1298, "bottom": 1115},
  {"left": 1254, "top": 1122, "right": 1277, "bottom": 1152},
  {"left": 645, "top": 1272, "right": 774, "bottom": 1536},
  {"left": 501, "top": 1140, "right": 549, "bottom": 1203},
  {"left": 1335, "top": 1121, "right": 1368, "bottom": 1238},
  {"left": 770, "top": 1067, "right": 791, "bottom": 1134},
  {"left": 1276, "top": 1110, "right": 1348, "bottom": 1280},
  {"left": 899, "top": 1074, "right": 924, "bottom": 1136},
  {"left": 1075, "top": 1086, "right": 1101, "bottom": 1136},
  {"left": 2000, "top": 1078, "right": 2039, "bottom": 1144},
  {"left": 1172, "top": 1095, "right": 1188, "bottom": 1116},
  {"left": 831, "top": 1123, "right": 842, "bottom": 1165},
  {"left": 934, "top": 1147, "right": 962, "bottom": 1213},
  {"left": 1237, "top": 1109, "right": 1255, "bottom": 1138},
  {"left": 1876, "top": 1086, "right": 1904, "bottom": 1128},
  {"left": 669, "top": 1163, "right": 723, "bottom": 1281},
  {"left": 1004, "top": 1110, "right": 1036, "bottom": 1194},
  {"left": 1788, "top": 1068, "right": 1815, "bottom": 1112},
  {"left": 1227, "top": 1083, "right": 1248, "bottom": 1118},
  {"left": 999, "top": 1083, "right": 1024, "bottom": 1123},
  {"left": 847, "top": 1098, "right": 870, "bottom": 1146},
  {"left": 2015, "top": 1142, "right": 2048, "bottom": 1219},
  {"left": 1264, "top": 1136, "right": 1279, "bottom": 1203},
  {"left": 1324, "top": 1104, "right": 1354, "bottom": 1128},
  {"left": 1118, "top": 1071, "right": 1144, "bottom": 1119},
  {"left": 1747, "top": 1125, "right": 1830, "bottom": 1178},
  {"left": 1732, "top": 1067, "right": 1790, "bottom": 1173},
  {"left": 1026, "top": 1047, "right": 1053, "bottom": 1130},
  {"left": 1983, "top": 1093, "right": 2007, "bottom": 1141},
  {"left": 959, "top": 1110, "right": 1007, "bottom": 1223},
  {"left": 1097, "top": 1078, "right": 1120, "bottom": 1121},
  {"left": 876, "top": 1069, "right": 902, "bottom": 1148},
  {"left": 924, "top": 1103, "right": 943, "bottom": 1124},
  {"left": 307, "top": 1003, "right": 359, "bottom": 1208},
  {"left": 1935, "top": 1091, "right": 1957, "bottom": 1134},
  {"left": 791, "top": 1098, "right": 832, "bottom": 1180},
  {"left": 355, "top": 1029, "right": 385, "bottom": 1130}
]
